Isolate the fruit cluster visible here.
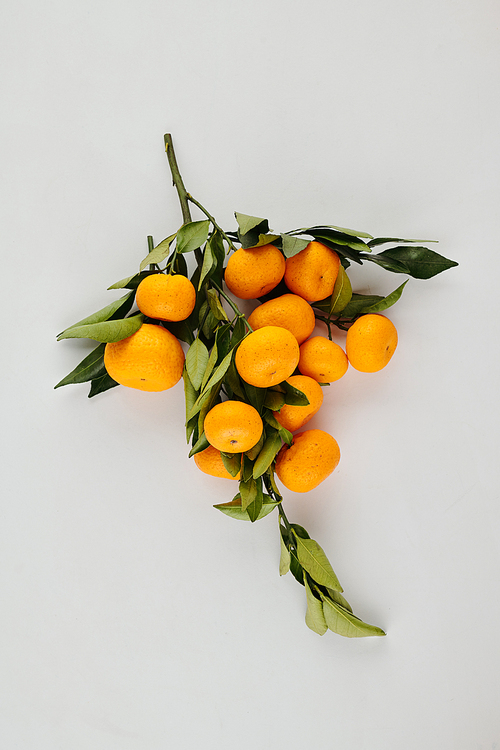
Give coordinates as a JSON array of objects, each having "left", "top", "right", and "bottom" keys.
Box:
[{"left": 56, "top": 135, "right": 457, "bottom": 637}]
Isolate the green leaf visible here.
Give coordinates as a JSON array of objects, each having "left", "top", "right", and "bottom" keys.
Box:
[
  {"left": 245, "top": 233, "right": 281, "bottom": 249},
  {"left": 188, "top": 431, "right": 210, "bottom": 458},
  {"left": 291, "top": 224, "right": 373, "bottom": 240},
  {"left": 264, "top": 391, "right": 286, "bottom": 411},
  {"left": 362, "top": 280, "right": 408, "bottom": 313},
  {"left": 214, "top": 494, "right": 279, "bottom": 521},
  {"left": 325, "top": 587, "right": 353, "bottom": 613},
  {"left": 366, "top": 246, "right": 458, "bottom": 279},
  {"left": 245, "top": 432, "right": 265, "bottom": 461},
  {"left": 338, "top": 293, "right": 384, "bottom": 319},
  {"left": 246, "top": 480, "right": 264, "bottom": 522},
  {"left": 58, "top": 292, "right": 135, "bottom": 336},
  {"left": 281, "top": 234, "right": 310, "bottom": 259},
  {"left": 330, "top": 265, "right": 353, "bottom": 314},
  {"left": 290, "top": 523, "right": 310, "bottom": 540},
  {"left": 183, "top": 369, "right": 198, "bottom": 423},
  {"left": 293, "top": 534, "right": 343, "bottom": 592},
  {"left": 279, "top": 526, "right": 291, "bottom": 576},
  {"left": 139, "top": 233, "right": 176, "bottom": 271},
  {"left": 201, "top": 350, "right": 233, "bottom": 395},
  {"left": 55, "top": 343, "right": 106, "bottom": 388},
  {"left": 234, "top": 212, "right": 269, "bottom": 236},
  {"left": 230, "top": 316, "right": 248, "bottom": 348},
  {"left": 253, "top": 433, "right": 283, "bottom": 479},
  {"left": 320, "top": 595, "right": 386, "bottom": 638},
  {"left": 367, "top": 236, "right": 437, "bottom": 248},
  {"left": 200, "top": 342, "right": 218, "bottom": 392},
  {"left": 57, "top": 314, "right": 144, "bottom": 343},
  {"left": 88, "top": 371, "right": 119, "bottom": 398},
  {"left": 220, "top": 452, "right": 242, "bottom": 478},
  {"left": 206, "top": 288, "right": 229, "bottom": 322},
  {"left": 239, "top": 476, "right": 259, "bottom": 512},
  {"left": 243, "top": 382, "right": 267, "bottom": 413},
  {"left": 282, "top": 380, "right": 309, "bottom": 406},
  {"left": 224, "top": 360, "right": 246, "bottom": 399},
  {"left": 304, "top": 577, "right": 328, "bottom": 635},
  {"left": 185, "top": 339, "right": 210, "bottom": 391},
  {"left": 198, "top": 237, "right": 215, "bottom": 290},
  {"left": 176, "top": 220, "right": 210, "bottom": 254},
  {"left": 107, "top": 270, "right": 157, "bottom": 290}
]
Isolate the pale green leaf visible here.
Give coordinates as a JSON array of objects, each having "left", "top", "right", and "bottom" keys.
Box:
[
  {"left": 252, "top": 433, "right": 282, "bottom": 479},
  {"left": 177, "top": 220, "right": 210, "bottom": 254},
  {"left": 234, "top": 212, "right": 268, "bottom": 236},
  {"left": 58, "top": 292, "right": 134, "bottom": 335},
  {"left": 186, "top": 338, "right": 209, "bottom": 391},
  {"left": 57, "top": 314, "right": 144, "bottom": 343},
  {"left": 281, "top": 234, "right": 310, "bottom": 259},
  {"left": 279, "top": 528, "right": 291, "bottom": 576},
  {"left": 321, "top": 595, "right": 386, "bottom": 638},
  {"left": 293, "top": 534, "right": 343, "bottom": 592},
  {"left": 304, "top": 578, "right": 328, "bottom": 635},
  {"left": 139, "top": 233, "right": 176, "bottom": 271},
  {"left": 214, "top": 495, "right": 279, "bottom": 521}
]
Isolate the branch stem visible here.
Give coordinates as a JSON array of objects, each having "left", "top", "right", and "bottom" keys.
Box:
[
  {"left": 187, "top": 194, "right": 239, "bottom": 253},
  {"left": 164, "top": 134, "right": 192, "bottom": 225}
]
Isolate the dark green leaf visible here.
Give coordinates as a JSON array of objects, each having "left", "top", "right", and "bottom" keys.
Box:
[
  {"left": 57, "top": 313, "right": 144, "bottom": 343},
  {"left": 365, "top": 245, "right": 458, "bottom": 279},
  {"left": 55, "top": 343, "right": 106, "bottom": 388},
  {"left": 58, "top": 292, "right": 135, "bottom": 336},
  {"left": 282, "top": 380, "right": 309, "bottom": 406},
  {"left": 367, "top": 236, "right": 437, "bottom": 248},
  {"left": 230, "top": 317, "right": 248, "bottom": 348},
  {"left": 220, "top": 452, "right": 242, "bottom": 478},
  {"left": 245, "top": 479, "right": 264, "bottom": 522},
  {"left": 307, "top": 228, "right": 370, "bottom": 254},
  {"left": 200, "top": 342, "right": 218, "bottom": 392},
  {"left": 245, "top": 233, "right": 281, "bottom": 249},
  {"left": 107, "top": 270, "right": 157, "bottom": 290},
  {"left": 264, "top": 391, "right": 286, "bottom": 411},
  {"left": 198, "top": 238, "right": 215, "bottom": 290},
  {"left": 290, "top": 523, "right": 310, "bottom": 540},
  {"left": 338, "top": 294, "right": 385, "bottom": 319},
  {"left": 183, "top": 369, "right": 198, "bottom": 424},
  {"left": 239, "top": 476, "right": 259, "bottom": 513},
  {"left": 245, "top": 431, "right": 265, "bottom": 461},
  {"left": 306, "top": 235, "right": 363, "bottom": 264},
  {"left": 330, "top": 265, "right": 353, "bottom": 315},
  {"left": 243, "top": 382, "right": 267, "bottom": 413},
  {"left": 201, "top": 350, "right": 233, "bottom": 395},
  {"left": 188, "top": 431, "right": 210, "bottom": 458},
  {"left": 88, "top": 371, "right": 119, "bottom": 398},
  {"left": 291, "top": 224, "right": 373, "bottom": 240}
]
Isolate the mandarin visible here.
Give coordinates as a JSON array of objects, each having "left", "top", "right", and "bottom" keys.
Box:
[
  {"left": 284, "top": 241, "right": 341, "bottom": 302},
  {"left": 275, "top": 429, "right": 340, "bottom": 493},
  {"left": 203, "top": 400, "right": 263, "bottom": 453},
  {"left": 274, "top": 375, "right": 324, "bottom": 432},
  {"left": 136, "top": 273, "right": 196, "bottom": 322},
  {"left": 247, "top": 294, "right": 316, "bottom": 345},
  {"left": 104, "top": 323, "right": 184, "bottom": 391},
  {"left": 224, "top": 244, "right": 285, "bottom": 299},
  {"left": 346, "top": 314, "right": 398, "bottom": 372},
  {"left": 193, "top": 445, "right": 240, "bottom": 480},
  {"left": 298, "top": 336, "right": 348, "bottom": 383},
  {"left": 235, "top": 326, "right": 300, "bottom": 388}
]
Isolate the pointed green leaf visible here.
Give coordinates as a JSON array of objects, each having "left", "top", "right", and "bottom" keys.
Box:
[
  {"left": 201, "top": 350, "right": 233, "bottom": 394},
  {"left": 139, "top": 233, "right": 176, "bottom": 271},
  {"left": 338, "top": 293, "right": 385, "bottom": 319},
  {"left": 186, "top": 338, "right": 210, "bottom": 391},
  {"left": 55, "top": 343, "right": 106, "bottom": 388},
  {"left": 281, "top": 234, "right": 310, "bottom": 258},
  {"left": 206, "top": 288, "right": 229, "bottom": 322},
  {"left": 325, "top": 587, "right": 353, "bottom": 613},
  {"left": 107, "top": 271, "right": 157, "bottom": 290},
  {"left": 330, "top": 265, "right": 353, "bottom": 314},
  {"left": 321, "top": 595, "right": 386, "bottom": 638},
  {"left": 264, "top": 391, "right": 286, "bottom": 411},
  {"left": 200, "top": 342, "right": 218, "bottom": 392},
  {"left": 366, "top": 246, "right": 458, "bottom": 279},
  {"left": 362, "top": 280, "right": 408, "bottom": 313},
  {"left": 183, "top": 369, "right": 198, "bottom": 424},
  {"left": 234, "top": 212, "right": 269, "bottom": 236},
  {"left": 245, "top": 233, "right": 281, "bottom": 249},
  {"left": 246, "top": 478, "right": 264, "bottom": 522},
  {"left": 239, "top": 476, "right": 258, "bottom": 512},
  {"left": 304, "top": 577, "right": 328, "bottom": 635},
  {"left": 282, "top": 380, "right": 309, "bottom": 406},
  {"left": 224, "top": 360, "right": 246, "bottom": 399},
  {"left": 244, "top": 432, "right": 265, "bottom": 461},
  {"left": 176, "top": 220, "right": 210, "bottom": 254},
  {"left": 88, "top": 371, "right": 119, "bottom": 398},
  {"left": 57, "top": 314, "right": 144, "bottom": 343},
  {"left": 188, "top": 431, "right": 210, "bottom": 458},
  {"left": 214, "top": 494, "right": 279, "bottom": 521},
  {"left": 58, "top": 292, "right": 134, "bottom": 336},
  {"left": 279, "top": 525, "right": 291, "bottom": 576},
  {"left": 220, "top": 452, "right": 242, "bottom": 478},
  {"left": 291, "top": 224, "right": 373, "bottom": 240},
  {"left": 367, "top": 236, "right": 437, "bottom": 248},
  {"left": 253, "top": 433, "right": 283, "bottom": 479},
  {"left": 293, "top": 534, "right": 343, "bottom": 592},
  {"left": 198, "top": 237, "right": 215, "bottom": 290}
]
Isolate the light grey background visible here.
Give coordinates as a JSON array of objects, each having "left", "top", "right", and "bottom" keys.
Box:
[{"left": 2, "top": 1, "right": 499, "bottom": 748}]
